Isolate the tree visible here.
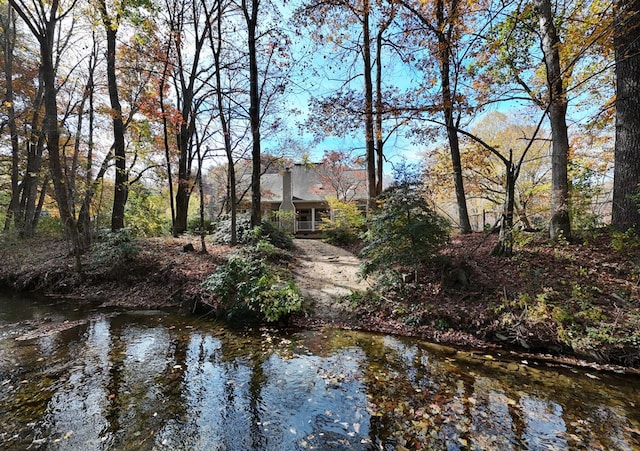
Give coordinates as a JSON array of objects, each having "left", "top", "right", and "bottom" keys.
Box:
[
  {"left": 1, "top": 5, "right": 20, "bottom": 231},
  {"left": 1, "top": 4, "right": 46, "bottom": 237},
  {"left": 8, "top": 0, "right": 86, "bottom": 265},
  {"left": 612, "top": 0, "right": 640, "bottom": 230},
  {"left": 474, "top": 0, "right": 614, "bottom": 240},
  {"left": 208, "top": 0, "right": 239, "bottom": 243},
  {"left": 243, "top": 0, "right": 262, "bottom": 228},
  {"left": 397, "top": 0, "right": 478, "bottom": 233},
  {"left": 464, "top": 112, "right": 547, "bottom": 255},
  {"left": 294, "top": 0, "right": 401, "bottom": 203},
  {"left": 162, "top": 0, "right": 215, "bottom": 235},
  {"left": 97, "top": 0, "right": 128, "bottom": 232},
  {"left": 313, "top": 150, "right": 366, "bottom": 202},
  {"left": 360, "top": 161, "right": 450, "bottom": 283},
  {"left": 534, "top": 0, "right": 571, "bottom": 240},
  {"left": 73, "top": 32, "right": 113, "bottom": 246}
]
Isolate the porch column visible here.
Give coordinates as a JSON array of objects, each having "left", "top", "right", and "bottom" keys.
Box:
[{"left": 311, "top": 208, "right": 316, "bottom": 231}]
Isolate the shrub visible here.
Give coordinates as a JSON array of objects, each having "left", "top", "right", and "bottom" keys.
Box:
[
  {"left": 210, "top": 214, "right": 294, "bottom": 250},
  {"left": 188, "top": 216, "right": 213, "bottom": 233},
  {"left": 202, "top": 250, "right": 302, "bottom": 322},
  {"left": 125, "top": 185, "right": 170, "bottom": 237},
  {"left": 36, "top": 214, "right": 64, "bottom": 237},
  {"left": 611, "top": 227, "right": 640, "bottom": 254},
  {"left": 319, "top": 197, "right": 365, "bottom": 246},
  {"left": 210, "top": 213, "right": 251, "bottom": 244},
  {"left": 360, "top": 164, "right": 450, "bottom": 283},
  {"left": 90, "top": 230, "right": 139, "bottom": 271}
]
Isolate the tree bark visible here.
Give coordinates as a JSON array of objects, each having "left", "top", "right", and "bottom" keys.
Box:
[
  {"left": 362, "top": 0, "right": 377, "bottom": 205},
  {"left": 612, "top": 0, "right": 640, "bottom": 230},
  {"left": 244, "top": 0, "right": 262, "bottom": 228},
  {"left": 492, "top": 157, "right": 515, "bottom": 257},
  {"left": 9, "top": 0, "right": 85, "bottom": 264},
  {"left": 159, "top": 40, "right": 176, "bottom": 234},
  {"left": 211, "top": 0, "right": 237, "bottom": 244},
  {"left": 40, "top": 11, "right": 85, "bottom": 262},
  {"left": 2, "top": 7, "right": 21, "bottom": 232},
  {"left": 436, "top": 0, "right": 472, "bottom": 234},
  {"left": 16, "top": 80, "right": 45, "bottom": 237},
  {"left": 374, "top": 10, "right": 394, "bottom": 197},
  {"left": 100, "top": 8, "right": 128, "bottom": 232},
  {"left": 535, "top": 0, "right": 571, "bottom": 240},
  {"left": 174, "top": 125, "right": 192, "bottom": 235}
]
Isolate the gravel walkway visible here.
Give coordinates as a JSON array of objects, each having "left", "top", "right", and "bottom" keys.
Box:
[{"left": 292, "top": 239, "right": 369, "bottom": 324}]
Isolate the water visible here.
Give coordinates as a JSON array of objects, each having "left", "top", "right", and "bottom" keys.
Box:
[{"left": 0, "top": 291, "right": 639, "bottom": 450}]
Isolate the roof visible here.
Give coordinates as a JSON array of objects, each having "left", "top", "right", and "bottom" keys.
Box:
[{"left": 261, "top": 163, "right": 368, "bottom": 203}]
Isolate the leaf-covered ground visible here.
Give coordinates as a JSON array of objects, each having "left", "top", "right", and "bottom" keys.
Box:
[
  {"left": 312, "top": 231, "right": 640, "bottom": 372},
  {"left": 1, "top": 230, "right": 639, "bottom": 371}
]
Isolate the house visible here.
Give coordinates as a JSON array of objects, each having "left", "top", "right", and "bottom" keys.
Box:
[{"left": 261, "top": 163, "right": 369, "bottom": 236}]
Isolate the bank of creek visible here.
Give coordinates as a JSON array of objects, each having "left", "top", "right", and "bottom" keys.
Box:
[
  {"left": 0, "top": 234, "right": 639, "bottom": 449},
  {"left": 1, "top": 291, "right": 640, "bottom": 450}
]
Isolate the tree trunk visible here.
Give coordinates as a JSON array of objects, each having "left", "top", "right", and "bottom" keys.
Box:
[
  {"left": 612, "top": 0, "right": 640, "bottom": 230},
  {"left": 159, "top": 49, "right": 176, "bottom": 235},
  {"left": 196, "top": 147, "right": 207, "bottom": 254},
  {"left": 173, "top": 82, "right": 195, "bottom": 236},
  {"left": 436, "top": 0, "right": 472, "bottom": 234},
  {"left": 2, "top": 7, "right": 20, "bottom": 232},
  {"left": 375, "top": 16, "right": 392, "bottom": 197},
  {"left": 174, "top": 153, "right": 191, "bottom": 234},
  {"left": 100, "top": 7, "right": 127, "bottom": 232},
  {"left": 211, "top": 0, "right": 237, "bottom": 244},
  {"left": 39, "top": 15, "right": 85, "bottom": 263},
  {"left": 78, "top": 150, "right": 113, "bottom": 245},
  {"left": 244, "top": 0, "right": 262, "bottom": 228},
  {"left": 492, "top": 159, "right": 515, "bottom": 257},
  {"left": 16, "top": 81, "right": 45, "bottom": 237},
  {"left": 535, "top": 0, "right": 571, "bottom": 241},
  {"left": 362, "top": 0, "right": 377, "bottom": 205}
]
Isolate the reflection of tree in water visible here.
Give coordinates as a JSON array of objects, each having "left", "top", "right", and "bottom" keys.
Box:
[
  {"left": 104, "top": 316, "right": 125, "bottom": 445},
  {"left": 2, "top": 312, "right": 640, "bottom": 449},
  {"left": 155, "top": 327, "right": 268, "bottom": 449},
  {"left": 104, "top": 316, "right": 176, "bottom": 448},
  {"left": 352, "top": 335, "right": 640, "bottom": 449}
]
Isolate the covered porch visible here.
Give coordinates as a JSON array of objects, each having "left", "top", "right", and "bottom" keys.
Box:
[{"left": 294, "top": 206, "right": 329, "bottom": 235}]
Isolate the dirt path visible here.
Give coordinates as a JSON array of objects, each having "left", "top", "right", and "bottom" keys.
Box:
[{"left": 292, "top": 239, "right": 370, "bottom": 325}]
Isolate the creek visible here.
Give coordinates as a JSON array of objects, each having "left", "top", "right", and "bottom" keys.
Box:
[{"left": 1, "top": 290, "right": 639, "bottom": 450}]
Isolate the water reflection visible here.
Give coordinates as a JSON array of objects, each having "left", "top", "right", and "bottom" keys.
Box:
[{"left": 0, "top": 295, "right": 638, "bottom": 450}]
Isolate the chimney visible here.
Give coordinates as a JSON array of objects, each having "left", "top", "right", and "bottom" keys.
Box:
[
  {"left": 279, "top": 167, "right": 295, "bottom": 233},
  {"left": 282, "top": 167, "right": 292, "bottom": 204}
]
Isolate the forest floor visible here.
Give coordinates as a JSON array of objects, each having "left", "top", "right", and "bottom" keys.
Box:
[{"left": 1, "top": 230, "right": 639, "bottom": 373}]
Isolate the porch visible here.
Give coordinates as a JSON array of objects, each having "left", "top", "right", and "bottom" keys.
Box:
[{"left": 295, "top": 207, "right": 329, "bottom": 235}]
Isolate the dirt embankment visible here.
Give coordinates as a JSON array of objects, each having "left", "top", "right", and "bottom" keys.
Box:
[
  {"left": 0, "top": 236, "right": 226, "bottom": 309},
  {"left": 1, "top": 232, "right": 639, "bottom": 372}
]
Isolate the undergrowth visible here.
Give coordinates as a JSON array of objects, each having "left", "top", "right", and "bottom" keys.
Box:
[{"left": 202, "top": 227, "right": 302, "bottom": 323}]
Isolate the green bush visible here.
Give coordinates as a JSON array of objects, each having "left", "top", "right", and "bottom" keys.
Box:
[
  {"left": 360, "top": 162, "right": 450, "bottom": 284},
  {"left": 187, "top": 216, "right": 213, "bottom": 233},
  {"left": 319, "top": 197, "right": 365, "bottom": 246},
  {"left": 210, "top": 214, "right": 294, "bottom": 250},
  {"left": 611, "top": 227, "right": 640, "bottom": 254},
  {"left": 125, "top": 185, "right": 170, "bottom": 237},
  {"left": 202, "top": 251, "right": 302, "bottom": 322},
  {"left": 36, "top": 214, "right": 64, "bottom": 237},
  {"left": 245, "top": 221, "right": 294, "bottom": 250},
  {"left": 90, "top": 230, "right": 139, "bottom": 270}
]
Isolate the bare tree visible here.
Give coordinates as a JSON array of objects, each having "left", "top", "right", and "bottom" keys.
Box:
[{"left": 9, "top": 0, "right": 86, "bottom": 266}]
